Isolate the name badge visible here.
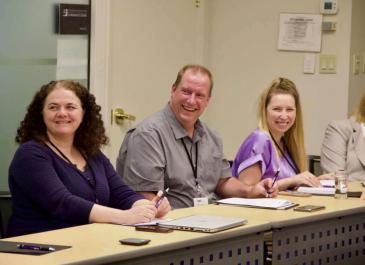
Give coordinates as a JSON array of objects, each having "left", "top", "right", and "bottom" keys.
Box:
[{"left": 193, "top": 197, "right": 209, "bottom": 207}]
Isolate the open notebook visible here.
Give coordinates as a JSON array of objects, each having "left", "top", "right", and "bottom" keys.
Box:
[
  {"left": 158, "top": 215, "right": 247, "bottom": 233},
  {"left": 217, "top": 198, "right": 297, "bottom": 210},
  {"left": 296, "top": 179, "right": 335, "bottom": 195}
]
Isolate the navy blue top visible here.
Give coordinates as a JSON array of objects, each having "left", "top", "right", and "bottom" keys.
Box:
[{"left": 7, "top": 140, "right": 143, "bottom": 237}]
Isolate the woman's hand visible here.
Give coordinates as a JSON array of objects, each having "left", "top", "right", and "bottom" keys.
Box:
[
  {"left": 249, "top": 178, "right": 279, "bottom": 198},
  {"left": 293, "top": 171, "right": 321, "bottom": 187},
  {"left": 122, "top": 200, "right": 157, "bottom": 225},
  {"left": 89, "top": 201, "right": 157, "bottom": 225},
  {"left": 151, "top": 191, "right": 171, "bottom": 217}
]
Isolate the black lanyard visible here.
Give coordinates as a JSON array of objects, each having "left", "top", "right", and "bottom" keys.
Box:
[
  {"left": 47, "top": 140, "right": 96, "bottom": 189},
  {"left": 268, "top": 131, "right": 299, "bottom": 174},
  {"left": 181, "top": 139, "right": 198, "bottom": 187}
]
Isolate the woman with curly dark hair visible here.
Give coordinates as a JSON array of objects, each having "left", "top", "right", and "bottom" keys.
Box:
[{"left": 7, "top": 80, "right": 170, "bottom": 237}]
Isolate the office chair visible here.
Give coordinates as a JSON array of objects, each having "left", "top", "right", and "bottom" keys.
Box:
[
  {"left": 0, "top": 191, "right": 12, "bottom": 238},
  {"left": 308, "top": 155, "right": 322, "bottom": 176},
  {"left": 0, "top": 209, "right": 3, "bottom": 238}
]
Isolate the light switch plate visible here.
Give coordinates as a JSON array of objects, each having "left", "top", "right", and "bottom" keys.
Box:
[{"left": 319, "top": 54, "right": 337, "bottom": 74}]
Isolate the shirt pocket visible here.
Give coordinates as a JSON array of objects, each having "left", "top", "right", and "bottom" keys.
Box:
[{"left": 202, "top": 153, "right": 222, "bottom": 181}]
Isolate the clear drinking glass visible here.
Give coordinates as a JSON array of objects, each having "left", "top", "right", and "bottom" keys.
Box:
[{"left": 334, "top": 170, "right": 348, "bottom": 199}]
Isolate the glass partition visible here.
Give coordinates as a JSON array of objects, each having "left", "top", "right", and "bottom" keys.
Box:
[{"left": 0, "top": 0, "right": 89, "bottom": 191}]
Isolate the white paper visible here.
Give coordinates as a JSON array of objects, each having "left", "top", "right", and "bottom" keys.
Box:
[
  {"left": 126, "top": 218, "right": 172, "bottom": 227},
  {"left": 320, "top": 179, "right": 335, "bottom": 187},
  {"left": 218, "top": 198, "right": 294, "bottom": 209},
  {"left": 193, "top": 197, "right": 209, "bottom": 207},
  {"left": 278, "top": 13, "right": 322, "bottom": 52},
  {"left": 297, "top": 187, "right": 335, "bottom": 195},
  {"left": 303, "top": 53, "right": 316, "bottom": 74}
]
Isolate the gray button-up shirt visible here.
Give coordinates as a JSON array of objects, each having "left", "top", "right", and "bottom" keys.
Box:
[{"left": 116, "top": 104, "right": 231, "bottom": 209}]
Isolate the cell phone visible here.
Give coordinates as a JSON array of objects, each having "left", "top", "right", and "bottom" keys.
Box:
[
  {"left": 119, "top": 238, "right": 151, "bottom": 246},
  {"left": 135, "top": 225, "right": 173, "bottom": 233},
  {"left": 294, "top": 205, "right": 325, "bottom": 212},
  {"left": 347, "top": 191, "right": 363, "bottom": 198}
]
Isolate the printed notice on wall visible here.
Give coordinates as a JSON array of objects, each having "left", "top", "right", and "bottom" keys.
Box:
[{"left": 278, "top": 13, "right": 322, "bottom": 52}]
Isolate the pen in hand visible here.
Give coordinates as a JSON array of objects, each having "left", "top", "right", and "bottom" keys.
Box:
[
  {"left": 267, "top": 169, "right": 280, "bottom": 198},
  {"left": 17, "top": 244, "right": 56, "bottom": 251},
  {"left": 155, "top": 188, "right": 169, "bottom": 208}
]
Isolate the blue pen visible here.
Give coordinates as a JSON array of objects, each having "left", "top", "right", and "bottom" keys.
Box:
[
  {"left": 17, "top": 244, "right": 56, "bottom": 251},
  {"left": 155, "top": 188, "right": 169, "bottom": 208}
]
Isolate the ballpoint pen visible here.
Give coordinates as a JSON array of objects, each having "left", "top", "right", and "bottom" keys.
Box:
[
  {"left": 271, "top": 169, "right": 280, "bottom": 187},
  {"left": 17, "top": 244, "right": 56, "bottom": 251},
  {"left": 267, "top": 169, "right": 280, "bottom": 198},
  {"left": 155, "top": 188, "right": 169, "bottom": 208}
]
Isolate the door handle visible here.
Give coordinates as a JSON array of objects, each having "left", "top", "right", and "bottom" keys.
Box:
[{"left": 112, "top": 108, "right": 136, "bottom": 125}]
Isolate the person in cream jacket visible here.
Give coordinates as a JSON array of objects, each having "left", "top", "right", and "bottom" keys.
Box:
[{"left": 321, "top": 93, "right": 365, "bottom": 182}]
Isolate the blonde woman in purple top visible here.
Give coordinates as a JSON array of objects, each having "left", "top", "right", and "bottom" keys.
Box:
[{"left": 232, "top": 78, "right": 332, "bottom": 191}]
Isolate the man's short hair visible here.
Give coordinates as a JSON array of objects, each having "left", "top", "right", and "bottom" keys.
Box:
[{"left": 172, "top": 64, "right": 213, "bottom": 96}]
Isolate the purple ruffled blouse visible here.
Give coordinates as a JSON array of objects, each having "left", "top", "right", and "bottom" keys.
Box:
[{"left": 232, "top": 128, "right": 297, "bottom": 181}]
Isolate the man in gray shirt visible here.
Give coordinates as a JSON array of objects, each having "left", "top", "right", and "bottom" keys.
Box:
[{"left": 116, "top": 64, "right": 277, "bottom": 209}]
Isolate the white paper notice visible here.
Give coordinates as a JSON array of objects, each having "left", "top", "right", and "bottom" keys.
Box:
[
  {"left": 56, "top": 38, "right": 88, "bottom": 80},
  {"left": 278, "top": 13, "right": 322, "bottom": 52},
  {"left": 303, "top": 53, "right": 316, "bottom": 74}
]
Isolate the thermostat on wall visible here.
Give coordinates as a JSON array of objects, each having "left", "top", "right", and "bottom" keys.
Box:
[{"left": 320, "top": 0, "right": 338, "bottom": 15}]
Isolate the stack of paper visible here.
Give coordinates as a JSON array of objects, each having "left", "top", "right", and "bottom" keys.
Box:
[
  {"left": 320, "top": 179, "right": 335, "bottom": 187},
  {"left": 217, "top": 198, "right": 297, "bottom": 210},
  {"left": 297, "top": 186, "right": 335, "bottom": 195}
]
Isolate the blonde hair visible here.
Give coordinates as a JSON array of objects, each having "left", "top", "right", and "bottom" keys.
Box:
[
  {"left": 354, "top": 93, "right": 365, "bottom": 123},
  {"left": 258, "top": 77, "right": 307, "bottom": 172}
]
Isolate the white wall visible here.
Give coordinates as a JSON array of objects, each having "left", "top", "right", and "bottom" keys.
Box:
[
  {"left": 90, "top": 0, "right": 359, "bottom": 162},
  {"left": 349, "top": 0, "right": 365, "bottom": 113},
  {"left": 204, "top": 0, "right": 352, "bottom": 159}
]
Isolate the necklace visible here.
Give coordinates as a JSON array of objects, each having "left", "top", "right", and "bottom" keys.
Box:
[{"left": 47, "top": 140, "right": 96, "bottom": 188}]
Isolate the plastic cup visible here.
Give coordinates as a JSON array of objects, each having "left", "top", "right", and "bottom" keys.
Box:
[{"left": 334, "top": 170, "right": 348, "bottom": 199}]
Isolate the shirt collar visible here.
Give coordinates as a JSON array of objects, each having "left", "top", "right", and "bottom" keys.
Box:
[{"left": 163, "top": 104, "right": 205, "bottom": 142}]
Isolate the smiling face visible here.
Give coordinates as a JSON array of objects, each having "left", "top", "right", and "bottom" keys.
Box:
[
  {"left": 42, "top": 86, "right": 84, "bottom": 141},
  {"left": 266, "top": 93, "right": 296, "bottom": 140},
  {"left": 169, "top": 69, "right": 211, "bottom": 135}
]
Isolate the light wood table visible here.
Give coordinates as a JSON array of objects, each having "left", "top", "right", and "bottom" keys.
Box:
[
  {"left": 215, "top": 181, "right": 365, "bottom": 265},
  {"left": 0, "top": 205, "right": 270, "bottom": 265},
  {"left": 1, "top": 183, "right": 364, "bottom": 265}
]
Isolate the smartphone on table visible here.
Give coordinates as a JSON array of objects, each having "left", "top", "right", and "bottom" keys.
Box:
[
  {"left": 135, "top": 225, "right": 173, "bottom": 233},
  {"left": 294, "top": 205, "right": 325, "bottom": 212},
  {"left": 119, "top": 238, "right": 151, "bottom": 246}
]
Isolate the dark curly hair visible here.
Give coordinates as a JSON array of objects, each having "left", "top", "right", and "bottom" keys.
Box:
[{"left": 16, "top": 80, "right": 109, "bottom": 156}]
